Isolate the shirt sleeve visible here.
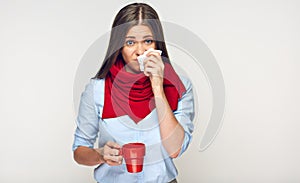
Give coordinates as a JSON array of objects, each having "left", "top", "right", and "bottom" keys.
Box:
[
  {"left": 72, "top": 79, "right": 99, "bottom": 151},
  {"left": 173, "top": 76, "right": 195, "bottom": 156}
]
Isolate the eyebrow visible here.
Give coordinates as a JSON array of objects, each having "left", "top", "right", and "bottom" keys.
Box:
[{"left": 125, "top": 35, "right": 153, "bottom": 39}]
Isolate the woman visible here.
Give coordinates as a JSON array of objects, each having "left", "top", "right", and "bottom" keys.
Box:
[{"left": 72, "top": 3, "right": 194, "bottom": 183}]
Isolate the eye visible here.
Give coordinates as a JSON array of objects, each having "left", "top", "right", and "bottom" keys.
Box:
[
  {"left": 125, "top": 40, "right": 135, "bottom": 46},
  {"left": 144, "top": 39, "right": 154, "bottom": 45}
]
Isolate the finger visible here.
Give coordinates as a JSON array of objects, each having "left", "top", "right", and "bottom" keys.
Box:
[
  {"left": 144, "top": 62, "right": 164, "bottom": 73},
  {"left": 144, "top": 58, "right": 164, "bottom": 71},
  {"left": 104, "top": 154, "right": 123, "bottom": 163},
  {"left": 105, "top": 141, "right": 121, "bottom": 149},
  {"left": 107, "top": 148, "right": 120, "bottom": 156},
  {"left": 144, "top": 60, "right": 157, "bottom": 69},
  {"left": 144, "top": 68, "right": 163, "bottom": 78},
  {"left": 144, "top": 55, "right": 160, "bottom": 64},
  {"left": 144, "top": 71, "right": 150, "bottom": 77},
  {"left": 144, "top": 67, "right": 154, "bottom": 76},
  {"left": 146, "top": 51, "right": 161, "bottom": 57},
  {"left": 103, "top": 146, "right": 120, "bottom": 156},
  {"left": 106, "top": 160, "right": 122, "bottom": 166}
]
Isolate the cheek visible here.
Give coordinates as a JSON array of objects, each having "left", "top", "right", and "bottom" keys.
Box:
[
  {"left": 122, "top": 47, "right": 135, "bottom": 61},
  {"left": 147, "top": 41, "right": 156, "bottom": 49}
]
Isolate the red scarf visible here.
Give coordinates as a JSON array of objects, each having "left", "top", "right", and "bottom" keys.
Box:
[{"left": 102, "top": 58, "right": 186, "bottom": 123}]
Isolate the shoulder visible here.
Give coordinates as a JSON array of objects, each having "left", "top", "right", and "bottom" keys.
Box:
[
  {"left": 90, "top": 78, "right": 105, "bottom": 87},
  {"left": 86, "top": 78, "right": 105, "bottom": 90},
  {"left": 81, "top": 78, "right": 105, "bottom": 98}
]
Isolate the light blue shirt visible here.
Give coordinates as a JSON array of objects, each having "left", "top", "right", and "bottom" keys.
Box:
[{"left": 72, "top": 76, "right": 194, "bottom": 183}]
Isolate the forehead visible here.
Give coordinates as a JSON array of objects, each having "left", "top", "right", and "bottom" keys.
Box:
[{"left": 126, "top": 25, "right": 153, "bottom": 38}]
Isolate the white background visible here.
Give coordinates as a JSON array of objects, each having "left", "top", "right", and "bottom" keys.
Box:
[{"left": 1, "top": 0, "right": 300, "bottom": 182}]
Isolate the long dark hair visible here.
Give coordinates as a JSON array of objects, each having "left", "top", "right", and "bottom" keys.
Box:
[{"left": 95, "top": 3, "right": 170, "bottom": 79}]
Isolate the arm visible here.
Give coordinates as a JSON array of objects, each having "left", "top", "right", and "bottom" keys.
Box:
[
  {"left": 74, "top": 143, "right": 122, "bottom": 166},
  {"left": 152, "top": 83, "right": 185, "bottom": 158},
  {"left": 144, "top": 53, "right": 193, "bottom": 158},
  {"left": 74, "top": 146, "right": 103, "bottom": 166},
  {"left": 72, "top": 80, "right": 122, "bottom": 166}
]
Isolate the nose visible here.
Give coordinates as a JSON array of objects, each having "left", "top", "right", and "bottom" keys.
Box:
[{"left": 135, "top": 42, "right": 146, "bottom": 56}]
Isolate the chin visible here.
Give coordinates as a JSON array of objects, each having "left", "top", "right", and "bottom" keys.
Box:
[
  {"left": 125, "top": 64, "right": 142, "bottom": 74},
  {"left": 131, "top": 62, "right": 142, "bottom": 72}
]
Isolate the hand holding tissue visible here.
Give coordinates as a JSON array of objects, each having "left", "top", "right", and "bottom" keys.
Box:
[{"left": 137, "top": 48, "right": 162, "bottom": 72}]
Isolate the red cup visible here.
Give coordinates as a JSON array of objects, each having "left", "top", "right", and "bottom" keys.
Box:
[{"left": 120, "top": 142, "right": 146, "bottom": 173}]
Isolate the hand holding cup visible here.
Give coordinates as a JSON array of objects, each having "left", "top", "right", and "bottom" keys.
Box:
[{"left": 100, "top": 141, "right": 123, "bottom": 166}]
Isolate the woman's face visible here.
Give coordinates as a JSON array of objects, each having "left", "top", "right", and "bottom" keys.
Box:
[{"left": 121, "top": 25, "right": 156, "bottom": 73}]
